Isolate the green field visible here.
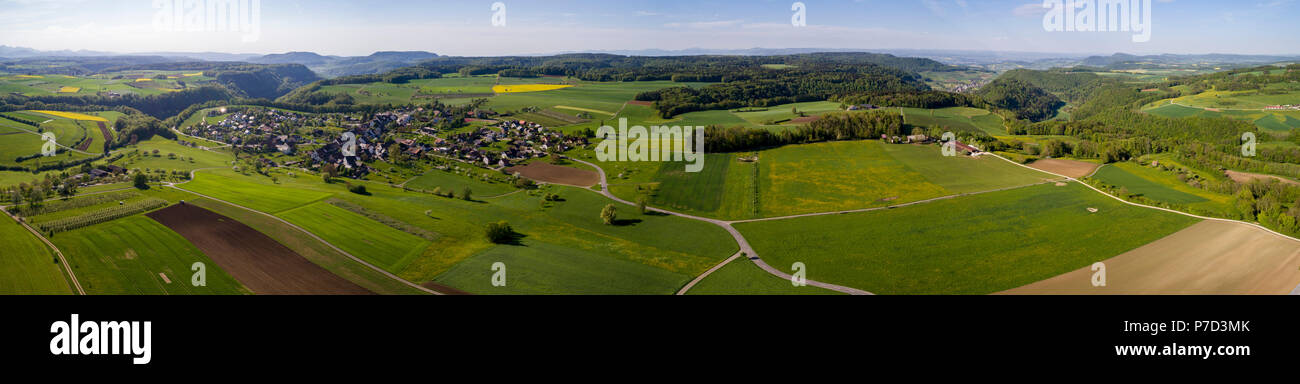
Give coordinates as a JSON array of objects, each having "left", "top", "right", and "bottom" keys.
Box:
[
  {"left": 1093, "top": 164, "right": 1209, "bottom": 205},
  {"left": 112, "top": 137, "right": 234, "bottom": 172},
  {"left": 1143, "top": 87, "right": 1300, "bottom": 132},
  {"left": 735, "top": 183, "right": 1199, "bottom": 294},
  {"left": 432, "top": 240, "right": 692, "bottom": 295},
  {"left": 0, "top": 73, "right": 205, "bottom": 97},
  {"left": 186, "top": 198, "right": 428, "bottom": 295},
  {"left": 405, "top": 168, "right": 515, "bottom": 197},
  {"left": 1089, "top": 159, "right": 1233, "bottom": 216},
  {"left": 902, "top": 107, "right": 1007, "bottom": 136},
  {"left": 278, "top": 202, "right": 431, "bottom": 271},
  {"left": 608, "top": 140, "right": 1054, "bottom": 221},
  {"left": 0, "top": 213, "right": 71, "bottom": 294},
  {"left": 178, "top": 168, "right": 737, "bottom": 293},
  {"left": 184, "top": 172, "right": 332, "bottom": 213},
  {"left": 687, "top": 259, "right": 841, "bottom": 295},
  {"left": 52, "top": 214, "right": 249, "bottom": 295}
]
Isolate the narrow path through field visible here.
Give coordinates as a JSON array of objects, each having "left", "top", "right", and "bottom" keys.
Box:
[
  {"left": 992, "top": 154, "right": 1300, "bottom": 245},
  {"left": 992, "top": 154, "right": 1300, "bottom": 293},
  {"left": 0, "top": 207, "right": 84, "bottom": 295},
  {"left": 169, "top": 170, "right": 444, "bottom": 295},
  {"left": 566, "top": 157, "right": 873, "bottom": 295},
  {"left": 4, "top": 123, "right": 97, "bottom": 156}
]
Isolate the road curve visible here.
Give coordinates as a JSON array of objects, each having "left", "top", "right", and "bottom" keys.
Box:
[{"left": 566, "top": 157, "right": 873, "bottom": 295}]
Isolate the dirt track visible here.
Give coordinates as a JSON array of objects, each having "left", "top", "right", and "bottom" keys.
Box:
[
  {"left": 1225, "top": 170, "right": 1300, "bottom": 187},
  {"left": 1027, "top": 159, "right": 1101, "bottom": 179},
  {"left": 1004, "top": 221, "right": 1300, "bottom": 295},
  {"left": 147, "top": 204, "right": 371, "bottom": 295},
  {"left": 507, "top": 162, "right": 600, "bottom": 187}
]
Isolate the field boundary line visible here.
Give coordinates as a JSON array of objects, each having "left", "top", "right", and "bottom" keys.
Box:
[
  {"left": 728, "top": 180, "right": 1062, "bottom": 225},
  {"left": 2, "top": 122, "right": 98, "bottom": 156},
  {"left": 1, "top": 207, "right": 84, "bottom": 295},
  {"left": 169, "top": 172, "right": 443, "bottom": 295},
  {"left": 566, "top": 156, "right": 872, "bottom": 295},
  {"left": 993, "top": 154, "right": 1300, "bottom": 247},
  {"left": 675, "top": 252, "right": 743, "bottom": 295}
]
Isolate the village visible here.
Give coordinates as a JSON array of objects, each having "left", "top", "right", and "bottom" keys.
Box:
[{"left": 181, "top": 105, "right": 588, "bottom": 179}]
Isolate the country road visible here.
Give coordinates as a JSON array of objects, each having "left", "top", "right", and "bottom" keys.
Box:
[
  {"left": 1, "top": 206, "right": 84, "bottom": 295},
  {"left": 566, "top": 157, "right": 874, "bottom": 295}
]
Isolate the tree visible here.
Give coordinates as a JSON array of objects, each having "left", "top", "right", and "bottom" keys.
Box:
[
  {"left": 636, "top": 197, "right": 648, "bottom": 214},
  {"left": 461, "top": 187, "right": 473, "bottom": 201},
  {"left": 485, "top": 221, "right": 514, "bottom": 244},
  {"left": 133, "top": 173, "right": 149, "bottom": 190},
  {"left": 600, "top": 204, "right": 617, "bottom": 225},
  {"left": 57, "top": 181, "right": 77, "bottom": 198},
  {"left": 388, "top": 143, "right": 405, "bottom": 164}
]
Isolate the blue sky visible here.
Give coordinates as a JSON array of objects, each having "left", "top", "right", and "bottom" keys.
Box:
[{"left": 0, "top": 0, "right": 1297, "bottom": 56}]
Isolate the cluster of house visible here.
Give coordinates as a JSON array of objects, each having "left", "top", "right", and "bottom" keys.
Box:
[
  {"left": 431, "top": 120, "right": 588, "bottom": 168},
  {"left": 71, "top": 165, "right": 127, "bottom": 183},
  {"left": 184, "top": 108, "right": 320, "bottom": 153},
  {"left": 881, "top": 133, "right": 981, "bottom": 156},
  {"left": 949, "top": 79, "right": 989, "bottom": 94},
  {"left": 1264, "top": 105, "right": 1300, "bottom": 111}
]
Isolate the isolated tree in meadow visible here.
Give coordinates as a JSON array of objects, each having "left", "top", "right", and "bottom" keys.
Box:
[
  {"left": 461, "top": 187, "right": 473, "bottom": 201},
  {"left": 601, "top": 204, "right": 617, "bottom": 225},
  {"left": 485, "top": 221, "right": 514, "bottom": 244},
  {"left": 133, "top": 173, "right": 149, "bottom": 190},
  {"left": 636, "top": 197, "right": 648, "bottom": 214}
]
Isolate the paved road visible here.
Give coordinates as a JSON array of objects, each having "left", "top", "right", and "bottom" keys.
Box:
[{"left": 567, "top": 157, "right": 874, "bottom": 295}]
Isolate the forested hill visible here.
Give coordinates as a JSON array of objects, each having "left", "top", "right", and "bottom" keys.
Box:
[
  {"left": 975, "top": 78, "right": 1065, "bottom": 122},
  {"left": 104, "top": 62, "right": 320, "bottom": 100},
  {"left": 407, "top": 52, "right": 958, "bottom": 80},
  {"left": 995, "top": 69, "right": 1113, "bottom": 104}
]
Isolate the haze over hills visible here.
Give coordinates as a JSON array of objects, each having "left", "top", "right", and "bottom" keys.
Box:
[{"left": 0, "top": 45, "right": 438, "bottom": 78}]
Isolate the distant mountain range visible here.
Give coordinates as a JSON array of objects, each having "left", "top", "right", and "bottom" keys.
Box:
[
  {"left": 0, "top": 46, "right": 438, "bottom": 78},
  {"left": 1077, "top": 53, "right": 1300, "bottom": 68}
]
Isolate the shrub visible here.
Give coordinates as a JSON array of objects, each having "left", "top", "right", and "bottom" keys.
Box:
[{"left": 485, "top": 221, "right": 514, "bottom": 244}]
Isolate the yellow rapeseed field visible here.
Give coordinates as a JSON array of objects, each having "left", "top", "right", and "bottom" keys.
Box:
[
  {"left": 57, "top": 86, "right": 81, "bottom": 93},
  {"left": 492, "top": 84, "right": 573, "bottom": 93},
  {"left": 31, "top": 110, "right": 109, "bottom": 122}
]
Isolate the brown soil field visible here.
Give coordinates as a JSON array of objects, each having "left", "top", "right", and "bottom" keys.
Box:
[
  {"left": 507, "top": 162, "right": 600, "bottom": 187},
  {"left": 147, "top": 204, "right": 371, "bottom": 295},
  {"left": 96, "top": 121, "right": 112, "bottom": 143},
  {"left": 788, "top": 116, "right": 820, "bottom": 124},
  {"left": 626, "top": 100, "right": 653, "bottom": 107},
  {"left": 1027, "top": 159, "right": 1101, "bottom": 179},
  {"left": 1004, "top": 221, "right": 1300, "bottom": 295},
  {"left": 1225, "top": 170, "right": 1300, "bottom": 187}
]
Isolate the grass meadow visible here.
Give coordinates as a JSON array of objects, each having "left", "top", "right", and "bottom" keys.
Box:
[
  {"left": 687, "top": 259, "right": 842, "bottom": 295},
  {"left": 0, "top": 213, "right": 71, "bottom": 294},
  {"left": 735, "top": 183, "right": 1199, "bottom": 294},
  {"left": 52, "top": 214, "right": 249, "bottom": 295}
]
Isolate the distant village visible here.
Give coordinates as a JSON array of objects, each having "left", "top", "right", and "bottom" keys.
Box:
[{"left": 181, "top": 105, "right": 587, "bottom": 179}]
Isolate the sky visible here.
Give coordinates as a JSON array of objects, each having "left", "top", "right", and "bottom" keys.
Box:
[{"left": 0, "top": 0, "right": 1297, "bottom": 57}]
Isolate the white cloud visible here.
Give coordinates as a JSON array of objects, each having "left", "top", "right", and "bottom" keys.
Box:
[{"left": 1013, "top": 2, "right": 1048, "bottom": 18}]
